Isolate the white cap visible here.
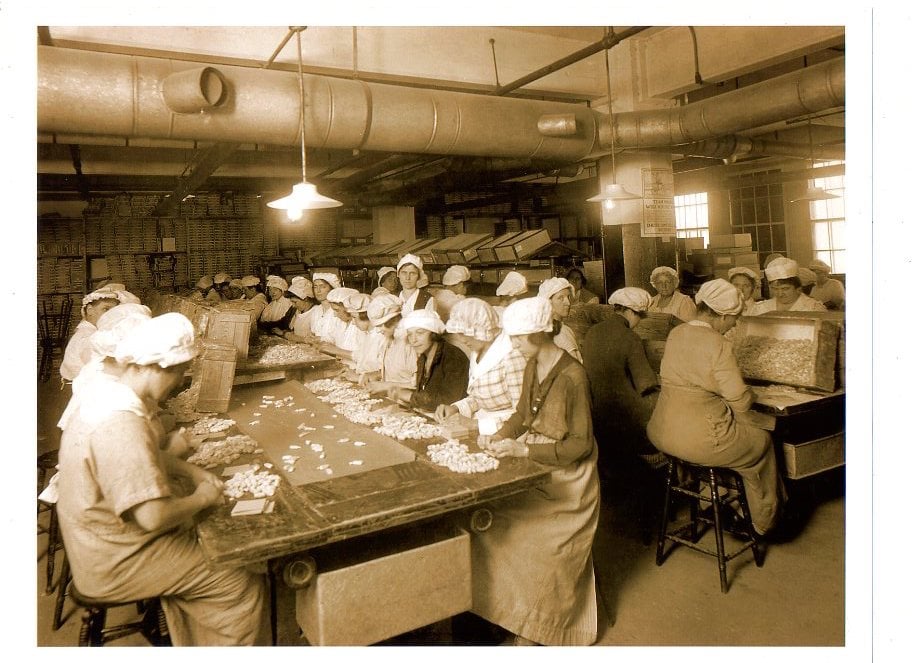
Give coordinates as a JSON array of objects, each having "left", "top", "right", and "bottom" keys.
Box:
[
  {"left": 496, "top": 271, "right": 528, "bottom": 297},
  {"left": 442, "top": 265, "right": 471, "bottom": 286},
  {"left": 240, "top": 275, "right": 260, "bottom": 287},
  {"left": 344, "top": 292, "right": 372, "bottom": 313},
  {"left": 797, "top": 267, "right": 817, "bottom": 287},
  {"left": 502, "top": 297, "right": 554, "bottom": 336},
  {"left": 695, "top": 279, "right": 743, "bottom": 316},
  {"left": 608, "top": 287, "right": 651, "bottom": 312},
  {"left": 377, "top": 266, "right": 397, "bottom": 281},
  {"left": 312, "top": 272, "right": 342, "bottom": 290},
  {"left": 367, "top": 293, "right": 403, "bottom": 326},
  {"left": 81, "top": 289, "right": 120, "bottom": 318},
  {"left": 727, "top": 266, "right": 759, "bottom": 284},
  {"left": 765, "top": 257, "right": 799, "bottom": 281},
  {"left": 213, "top": 272, "right": 232, "bottom": 284},
  {"left": 400, "top": 309, "right": 446, "bottom": 335},
  {"left": 763, "top": 253, "right": 785, "bottom": 269},
  {"left": 265, "top": 275, "right": 289, "bottom": 292},
  {"left": 445, "top": 298, "right": 500, "bottom": 341},
  {"left": 808, "top": 258, "right": 831, "bottom": 274},
  {"left": 229, "top": 278, "right": 244, "bottom": 289},
  {"left": 649, "top": 266, "right": 678, "bottom": 287},
  {"left": 195, "top": 275, "right": 214, "bottom": 289},
  {"left": 98, "top": 282, "right": 126, "bottom": 292},
  {"left": 397, "top": 253, "right": 423, "bottom": 272},
  {"left": 114, "top": 312, "right": 198, "bottom": 368},
  {"left": 326, "top": 287, "right": 359, "bottom": 304},
  {"left": 537, "top": 277, "right": 574, "bottom": 301},
  {"left": 287, "top": 277, "right": 314, "bottom": 300},
  {"left": 116, "top": 290, "right": 141, "bottom": 305},
  {"left": 90, "top": 303, "right": 152, "bottom": 358}
]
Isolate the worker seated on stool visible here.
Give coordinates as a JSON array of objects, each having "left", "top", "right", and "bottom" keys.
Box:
[
  {"left": 55, "top": 313, "right": 267, "bottom": 645},
  {"left": 646, "top": 279, "right": 785, "bottom": 538}
]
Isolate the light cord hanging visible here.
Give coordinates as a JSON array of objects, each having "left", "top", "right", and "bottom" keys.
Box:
[{"left": 296, "top": 27, "right": 307, "bottom": 181}]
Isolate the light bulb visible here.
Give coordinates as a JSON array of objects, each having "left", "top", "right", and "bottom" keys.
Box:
[
  {"left": 603, "top": 199, "right": 616, "bottom": 211},
  {"left": 287, "top": 207, "right": 304, "bottom": 222}
]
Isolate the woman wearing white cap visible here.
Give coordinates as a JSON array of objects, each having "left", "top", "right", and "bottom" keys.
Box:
[
  {"left": 240, "top": 275, "right": 268, "bottom": 320},
  {"left": 226, "top": 278, "right": 245, "bottom": 301},
  {"left": 372, "top": 266, "right": 399, "bottom": 297},
  {"left": 647, "top": 279, "right": 783, "bottom": 538},
  {"left": 55, "top": 313, "right": 267, "bottom": 645},
  {"left": 808, "top": 258, "right": 845, "bottom": 310},
  {"left": 320, "top": 287, "right": 360, "bottom": 353},
  {"left": 396, "top": 254, "right": 436, "bottom": 317},
  {"left": 727, "top": 266, "right": 763, "bottom": 316},
  {"left": 257, "top": 275, "right": 295, "bottom": 331},
  {"left": 537, "top": 277, "right": 583, "bottom": 363},
  {"left": 276, "top": 277, "right": 319, "bottom": 341},
  {"left": 473, "top": 297, "right": 600, "bottom": 646},
  {"left": 646, "top": 266, "right": 696, "bottom": 322},
  {"left": 751, "top": 258, "right": 826, "bottom": 315},
  {"left": 582, "top": 287, "right": 662, "bottom": 475},
  {"left": 492, "top": 271, "right": 528, "bottom": 323},
  {"left": 308, "top": 272, "right": 343, "bottom": 342},
  {"left": 189, "top": 275, "right": 222, "bottom": 306},
  {"left": 212, "top": 272, "right": 232, "bottom": 301},
  {"left": 433, "top": 265, "right": 471, "bottom": 322},
  {"left": 344, "top": 293, "right": 376, "bottom": 369},
  {"left": 362, "top": 294, "right": 417, "bottom": 390},
  {"left": 59, "top": 289, "right": 121, "bottom": 382},
  {"left": 383, "top": 309, "right": 469, "bottom": 410},
  {"left": 434, "top": 298, "right": 526, "bottom": 436}
]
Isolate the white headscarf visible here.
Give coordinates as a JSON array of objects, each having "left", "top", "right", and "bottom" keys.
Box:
[
  {"left": 265, "top": 275, "right": 289, "bottom": 292},
  {"left": 445, "top": 298, "right": 500, "bottom": 342},
  {"left": 326, "top": 287, "right": 359, "bottom": 304},
  {"left": 537, "top": 277, "right": 574, "bottom": 301},
  {"left": 400, "top": 309, "right": 446, "bottom": 335},
  {"left": 114, "top": 312, "right": 198, "bottom": 368},
  {"left": 344, "top": 293, "right": 372, "bottom": 314},
  {"left": 502, "top": 297, "right": 554, "bottom": 336},
  {"left": 312, "top": 272, "right": 342, "bottom": 290},
  {"left": 496, "top": 271, "right": 528, "bottom": 297},
  {"left": 367, "top": 294, "right": 402, "bottom": 326},
  {"left": 607, "top": 287, "right": 651, "bottom": 312},
  {"left": 89, "top": 303, "right": 153, "bottom": 358},
  {"left": 287, "top": 277, "right": 314, "bottom": 300},
  {"left": 695, "top": 279, "right": 743, "bottom": 316},
  {"left": 442, "top": 265, "right": 471, "bottom": 286},
  {"left": 765, "top": 257, "right": 799, "bottom": 281}
]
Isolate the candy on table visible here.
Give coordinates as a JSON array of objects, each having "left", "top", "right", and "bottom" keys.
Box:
[
  {"left": 187, "top": 433, "right": 258, "bottom": 469},
  {"left": 426, "top": 439, "right": 499, "bottom": 474}
]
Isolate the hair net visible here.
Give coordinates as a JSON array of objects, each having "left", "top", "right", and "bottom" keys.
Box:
[
  {"left": 81, "top": 289, "right": 120, "bottom": 318},
  {"left": 608, "top": 287, "right": 651, "bottom": 312},
  {"left": 90, "top": 303, "right": 152, "bottom": 358},
  {"left": 695, "top": 279, "right": 743, "bottom": 316},
  {"left": 287, "top": 277, "right": 314, "bottom": 300},
  {"left": 312, "top": 272, "right": 342, "bottom": 290},
  {"left": 195, "top": 275, "right": 214, "bottom": 289},
  {"left": 763, "top": 253, "right": 785, "bottom": 269},
  {"left": 649, "top": 266, "right": 679, "bottom": 287},
  {"left": 442, "top": 265, "right": 471, "bottom": 286},
  {"left": 727, "top": 266, "right": 760, "bottom": 285},
  {"left": 502, "top": 297, "right": 554, "bottom": 336},
  {"left": 496, "top": 271, "right": 528, "bottom": 297},
  {"left": 367, "top": 293, "right": 402, "bottom": 326},
  {"left": 240, "top": 275, "right": 260, "bottom": 287},
  {"left": 326, "top": 287, "right": 359, "bottom": 304},
  {"left": 116, "top": 290, "right": 141, "bottom": 305},
  {"left": 344, "top": 292, "right": 372, "bottom": 313},
  {"left": 808, "top": 258, "right": 831, "bottom": 274},
  {"left": 114, "top": 312, "right": 198, "bottom": 368},
  {"left": 537, "top": 277, "right": 574, "bottom": 301},
  {"left": 400, "top": 309, "right": 446, "bottom": 335},
  {"left": 445, "top": 298, "right": 500, "bottom": 341},
  {"left": 765, "top": 257, "right": 799, "bottom": 282},
  {"left": 265, "top": 275, "right": 289, "bottom": 292}
]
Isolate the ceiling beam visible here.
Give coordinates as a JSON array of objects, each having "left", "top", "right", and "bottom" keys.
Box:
[{"left": 149, "top": 142, "right": 241, "bottom": 217}]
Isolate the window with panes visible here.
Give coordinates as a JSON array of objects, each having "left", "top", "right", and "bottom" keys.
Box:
[
  {"left": 728, "top": 170, "right": 787, "bottom": 264},
  {"left": 809, "top": 161, "right": 846, "bottom": 274},
  {"left": 674, "top": 192, "right": 709, "bottom": 248}
]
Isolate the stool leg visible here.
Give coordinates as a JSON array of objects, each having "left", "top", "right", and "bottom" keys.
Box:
[
  {"left": 708, "top": 469, "right": 728, "bottom": 593},
  {"left": 655, "top": 461, "right": 675, "bottom": 566},
  {"left": 734, "top": 474, "right": 765, "bottom": 567},
  {"left": 53, "top": 555, "right": 70, "bottom": 631},
  {"left": 45, "top": 506, "right": 59, "bottom": 594},
  {"left": 82, "top": 607, "right": 106, "bottom": 646}
]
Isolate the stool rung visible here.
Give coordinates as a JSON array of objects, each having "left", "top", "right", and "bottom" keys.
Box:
[{"left": 665, "top": 529, "right": 757, "bottom": 562}]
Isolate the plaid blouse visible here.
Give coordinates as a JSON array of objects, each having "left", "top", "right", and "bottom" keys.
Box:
[{"left": 454, "top": 347, "right": 526, "bottom": 416}]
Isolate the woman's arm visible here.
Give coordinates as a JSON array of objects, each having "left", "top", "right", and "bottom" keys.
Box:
[
  {"left": 128, "top": 483, "right": 222, "bottom": 535},
  {"left": 712, "top": 338, "right": 754, "bottom": 412},
  {"left": 525, "top": 372, "right": 594, "bottom": 466}
]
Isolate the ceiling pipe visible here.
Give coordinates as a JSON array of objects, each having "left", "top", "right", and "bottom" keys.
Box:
[
  {"left": 638, "top": 135, "right": 845, "bottom": 161},
  {"left": 161, "top": 67, "right": 228, "bottom": 113},
  {"left": 604, "top": 56, "right": 844, "bottom": 149}
]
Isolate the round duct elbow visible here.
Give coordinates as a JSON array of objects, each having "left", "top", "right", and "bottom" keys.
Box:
[
  {"left": 162, "top": 66, "right": 228, "bottom": 114},
  {"left": 538, "top": 114, "right": 578, "bottom": 136}
]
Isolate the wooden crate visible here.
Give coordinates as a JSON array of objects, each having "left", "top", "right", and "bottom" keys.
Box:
[
  {"left": 732, "top": 314, "right": 840, "bottom": 392},
  {"left": 297, "top": 526, "right": 471, "bottom": 645},
  {"left": 476, "top": 231, "right": 521, "bottom": 262},
  {"left": 444, "top": 233, "right": 493, "bottom": 264},
  {"left": 631, "top": 311, "right": 676, "bottom": 342},
  {"left": 494, "top": 229, "right": 551, "bottom": 262},
  {"left": 207, "top": 309, "right": 253, "bottom": 360},
  {"left": 765, "top": 311, "right": 846, "bottom": 389},
  {"left": 419, "top": 237, "right": 454, "bottom": 265},
  {"left": 709, "top": 233, "right": 753, "bottom": 249},
  {"left": 193, "top": 342, "right": 237, "bottom": 413},
  {"left": 781, "top": 432, "right": 845, "bottom": 479}
]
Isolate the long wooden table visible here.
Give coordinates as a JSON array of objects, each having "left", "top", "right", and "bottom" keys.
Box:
[{"left": 195, "top": 380, "right": 551, "bottom": 569}]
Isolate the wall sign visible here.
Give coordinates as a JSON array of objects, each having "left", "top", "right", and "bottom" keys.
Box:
[{"left": 640, "top": 168, "right": 677, "bottom": 238}]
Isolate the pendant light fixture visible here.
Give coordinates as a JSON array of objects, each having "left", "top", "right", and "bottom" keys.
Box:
[
  {"left": 789, "top": 116, "right": 840, "bottom": 204},
  {"left": 587, "top": 28, "right": 640, "bottom": 211},
  {"left": 267, "top": 27, "right": 342, "bottom": 221}
]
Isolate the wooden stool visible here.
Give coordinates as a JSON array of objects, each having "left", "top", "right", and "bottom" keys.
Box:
[
  {"left": 66, "top": 571, "right": 171, "bottom": 646},
  {"left": 655, "top": 456, "right": 765, "bottom": 593},
  {"left": 37, "top": 450, "right": 62, "bottom": 595}
]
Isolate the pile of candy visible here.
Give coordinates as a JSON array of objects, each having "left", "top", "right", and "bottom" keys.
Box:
[
  {"left": 191, "top": 416, "right": 236, "bottom": 436},
  {"left": 426, "top": 439, "right": 500, "bottom": 474},
  {"left": 223, "top": 466, "right": 281, "bottom": 499},
  {"left": 165, "top": 382, "right": 203, "bottom": 423},
  {"left": 374, "top": 413, "right": 443, "bottom": 441},
  {"left": 187, "top": 434, "right": 258, "bottom": 469}
]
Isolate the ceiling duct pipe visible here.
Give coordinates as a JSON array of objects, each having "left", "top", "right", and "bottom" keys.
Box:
[
  {"left": 538, "top": 114, "right": 578, "bottom": 136},
  {"left": 604, "top": 56, "right": 845, "bottom": 149},
  {"left": 38, "top": 45, "right": 599, "bottom": 162},
  {"left": 643, "top": 135, "right": 845, "bottom": 161},
  {"left": 161, "top": 66, "right": 228, "bottom": 113}
]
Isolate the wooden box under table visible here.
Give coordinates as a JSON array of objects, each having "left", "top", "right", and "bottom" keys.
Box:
[
  {"left": 296, "top": 525, "right": 471, "bottom": 645},
  {"left": 732, "top": 314, "right": 840, "bottom": 392},
  {"left": 780, "top": 432, "right": 845, "bottom": 479}
]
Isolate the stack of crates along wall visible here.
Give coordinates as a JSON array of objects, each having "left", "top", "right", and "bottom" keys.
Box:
[{"left": 275, "top": 207, "right": 337, "bottom": 262}]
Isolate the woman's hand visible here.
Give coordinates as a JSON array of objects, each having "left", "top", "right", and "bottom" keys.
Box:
[
  {"left": 163, "top": 427, "right": 191, "bottom": 458},
  {"left": 484, "top": 437, "right": 529, "bottom": 459},
  {"left": 434, "top": 404, "right": 458, "bottom": 423},
  {"left": 193, "top": 481, "right": 224, "bottom": 508},
  {"left": 388, "top": 386, "right": 413, "bottom": 405}
]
